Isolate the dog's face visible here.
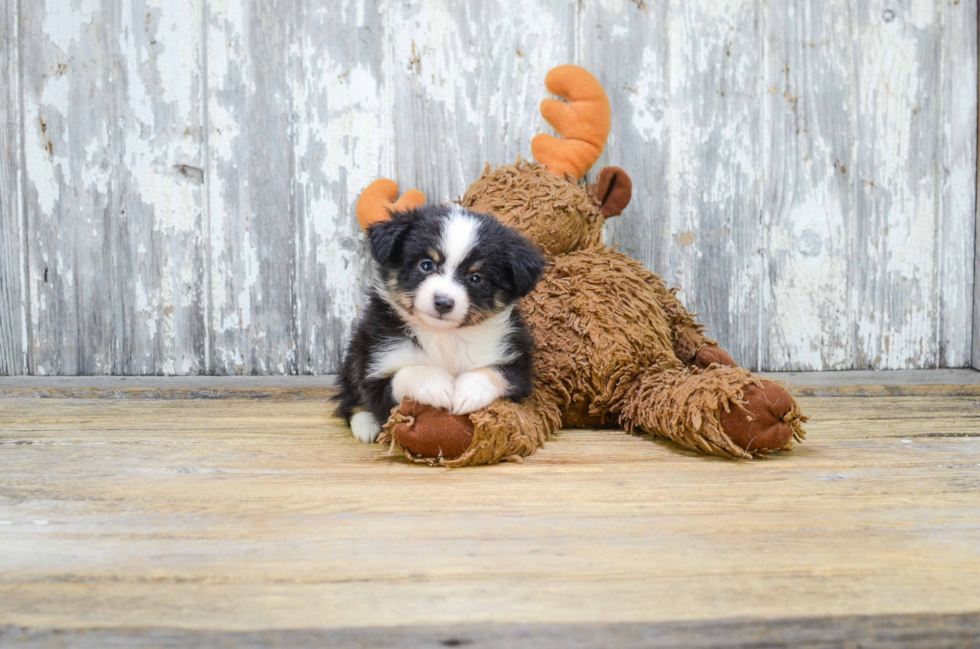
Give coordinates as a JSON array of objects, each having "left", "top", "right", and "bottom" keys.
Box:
[{"left": 368, "top": 205, "right": 544, "bottom": 331}]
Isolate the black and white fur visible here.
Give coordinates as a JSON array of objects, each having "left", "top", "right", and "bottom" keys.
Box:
[{"left": 334, "top": 204, "right": 545, "bottom": 443}]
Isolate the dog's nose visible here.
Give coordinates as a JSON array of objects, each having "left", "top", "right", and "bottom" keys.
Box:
[{"left": 433, "top": 294, "right": 455, "bottom": 315}]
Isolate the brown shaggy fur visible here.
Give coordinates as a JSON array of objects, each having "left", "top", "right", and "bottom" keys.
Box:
[{"left": 382, "top": 160, "right": 807, "bottom": 466}]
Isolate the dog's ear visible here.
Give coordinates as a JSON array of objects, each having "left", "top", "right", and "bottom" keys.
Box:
[
  {"left": 508, "top": 236, "right": 546, "bottom": 298},
  {"left": 367, "top": 212, "right": 416, "bottom": 266}
]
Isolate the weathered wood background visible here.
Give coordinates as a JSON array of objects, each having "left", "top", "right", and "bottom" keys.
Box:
[{"left": 0, "top": 0, "right": 977, "bottom": 376}]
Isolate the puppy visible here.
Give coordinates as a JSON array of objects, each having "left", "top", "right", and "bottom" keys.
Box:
[{"left": 334, "top": 204, "right": 545, "bottom": 443}]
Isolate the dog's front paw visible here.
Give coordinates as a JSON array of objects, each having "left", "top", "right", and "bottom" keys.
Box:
[
  {"left": 350, "top": 411, "right": 381, "bottom": 443},
  {"left": 451, "top": 371, "right": 501, "bottom": 415},
  {"left": 392, "top": 365, "right": 455, "bottom": 411}
]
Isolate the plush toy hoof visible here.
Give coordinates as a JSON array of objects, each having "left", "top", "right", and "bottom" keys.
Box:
[
  {"left": 693, "top": 346, "right": 738, "bottom": 369},
  {"left": 390, "top": 399, "right": 475, "bottom": 460},
  {"left": 720, "top": 381, "right": 798, "bottom": 453}
]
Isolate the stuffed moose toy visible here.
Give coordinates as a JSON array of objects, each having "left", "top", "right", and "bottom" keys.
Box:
[{"left": 354, "top": 65, "right": 807, "bottom": 467}]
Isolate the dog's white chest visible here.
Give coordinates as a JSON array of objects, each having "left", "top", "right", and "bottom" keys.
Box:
[
  {"left": 413, "top": 324, "right": 512, "bottom": 376},
  {"left": 368, "top": 310, "right": 518, "bottom": 380}
]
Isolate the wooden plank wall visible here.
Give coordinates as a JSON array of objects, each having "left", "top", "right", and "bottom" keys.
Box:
[
  {"left": 975, "top": 5, "right": 980, "bottom": 372},
  {"left": 0, "top": 0, "right": 25, "bottom": 375},
  {"left": 0, "top": 0, "right": 976, "bottom": 375}
]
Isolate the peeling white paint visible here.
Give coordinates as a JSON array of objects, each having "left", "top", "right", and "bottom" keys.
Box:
[
  {"left": 24, "top": 106, "right": 60, "bottom": 217},
  {"left": 238, "top": 228, "right": 258, "bottom": 332},
  {"left": 119, "top": 2, "right": 201, "bottom": 236},
  {"left": 906, "top": 0, "right": 935, "bottom": 30},
  {"left": 940, "top": 0, "right": 978, "bottom": 368},
  {"left": 855, "top": 5, "right": 940, "bottom": 367},
  {"left": 136, "top": 280, "right": 158, "bottom": 341},
  {"left": 769, "top": 187, "right": 851, "bottom": 370},
  {"left": 149, "top": 0, "right": 200, "bottom": 121},
  {"left": 81, "top": 134, "right": 110, "bottom": 194},
  {"left": 25, "top": 72, "right": 73, "bottom": 218},
  {"left": 160, "top": 255, "right": 176, "bottom": 347},
  {"left": 42, "top": 0, "right": 99, "bottom": 54},
  {"left": 664, "top": 0, "right": 762, "bottom": 366},
  {"left": 629, "top": 46, "right": 666, "bottom": 142},
  {"left": 303, "top": 62, "right": 382, "bottom": 321}
]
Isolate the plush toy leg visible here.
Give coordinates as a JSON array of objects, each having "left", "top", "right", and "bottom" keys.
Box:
[
  {"left": 687, "top": 345, "right": 809, "bottom": 452},
  {"left": 382, "top": 392, "right": 562, "bottom": 468},
  {"left": 616, "top": 365, "right": 806, "bottom": 459},
  {"left": 455, "top": 394, "right": 562, "bottom": 467}
]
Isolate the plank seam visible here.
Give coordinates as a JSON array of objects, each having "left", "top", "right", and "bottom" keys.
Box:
[
  {"left": 975, "top": 0, "right": 980, "bottom": 370},
  {"left": 16, "top": 0, "right": 30, "bottom": 375},
  {"left": 2, "top": 616, "right": 977, "bottom": 648},
  {"left": 757, "top": 0, "right": 769, "bottom": 373},
  {"left": 108, "top": 6, "right": 124, "bottom": 375},
  {"left": 381, "top": 1, "right": 393, "bottom": 179},
  {"left": 201, "top": 0, "right": 213, "bottom": 376},
  {"left": 1, "top": 370, "right": 976, "bottom": 399},
  {"left": 971, "top": 1, "right": 980, "bottom": 370},
  {"left": 290, "top": 1, "right": 300, "bottom": 374},
  {"left": 848, "top": 0, "right": 860, "bottom": 370},
  {"left": 937, "top": 0, "right": 946, "bottom": 367}
]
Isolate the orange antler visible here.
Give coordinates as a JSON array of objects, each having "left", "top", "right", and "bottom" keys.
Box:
[
  {"left": 355, "top": 179, "right": 426, "bottom": 231},
  {"left": 531, "top": 65, "right": 611, "bottom": 180}
]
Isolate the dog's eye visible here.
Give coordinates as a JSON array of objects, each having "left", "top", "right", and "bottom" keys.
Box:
[
  {"left": 419, "top": 259, "right": 435, "bottom": 273},
  {"left": 468, "top": 273, "right": 482, "bottom": 285}
]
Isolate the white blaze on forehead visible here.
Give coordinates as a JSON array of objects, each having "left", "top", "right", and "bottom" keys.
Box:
[{"left": 442, "top": 206, "right": 480, "bottom": 274}]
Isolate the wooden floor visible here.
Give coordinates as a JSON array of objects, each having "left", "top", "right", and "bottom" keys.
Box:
[{"left": 1, "top": 372, "right": 979, "bottom": 648}]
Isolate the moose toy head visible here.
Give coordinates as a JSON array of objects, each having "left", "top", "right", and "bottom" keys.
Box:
[{"left": 356, "top": 65, "right": 632, "bottom": 258}]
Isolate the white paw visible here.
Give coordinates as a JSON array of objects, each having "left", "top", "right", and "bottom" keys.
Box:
[
  {"left": 451, "top": 371, "right": 501, "bottom": 415},
  {"left": 350, "top": 411, "right": 381, "bottom": 443},
  {"left": 391, "top": 365, "right": 455, "bottom": 410}
]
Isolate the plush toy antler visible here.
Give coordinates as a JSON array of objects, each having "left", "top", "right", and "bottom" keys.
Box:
[
  {"left": 531, "top": 65, "right": 612, "bottom": 180},
  {"left": 355, "top": 179, "right": 426, "bottom": 231}
]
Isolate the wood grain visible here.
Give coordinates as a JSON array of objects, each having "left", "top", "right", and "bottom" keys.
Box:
[
  {"left": 2, "top": 615, "right": 979, "bottom": 649},
  {"left": 206, "top": 0, "right": 294, "bottom": 375},
  {"left": 580, "top": 0, "right": 764, "bottom": 368},
  {"left": 942, "top": 0, "right": 978, "bottom": 368},
  {"left": 21, "top": 0, "right": 112, "bottom": 375},
  {"left": 578, "top": 0, "right": 672, "bottom": 340},
  {"left": 290, "top": 0, "right": 388, "bottom": 376},
  {"left": 0, "top": 369, "right": 977, "bottom": 399},
  {"left": 764, "top": 368, "right": 980, "bottom": 397},
  {"left": 0, "top": 0, "right": 26, "bottom": 375},
  {"left": 853, "top": 0, "right": 943, "bottom": 369},
  {"left": 114, "top": 0, "right": 208, "bottom": 377},
  {"left": 19, "top": 0, "right": 207, "bottom": 375},
  {"left": 763, "top": 0, "right": 855, "bottom": 371},
  {"left": 975, "top": 2, "right": 980, "bottom": 372},
  {"left": 592, "top": 0, "right": 765, "bottom": 370},
  {"left": 669, "top": 0, "right": 764, "bottom": 370},
  {"left": 3, "top": 0, "right": 979, "bottom": 374},
  {"left": 0, "top": 375, "right": 339, "bottom": 400},
  {"left": 388, "top": 1, "right": 575, "bottom": 206},
  {"left": 0, "top": 394, "right": 978, "bottom": 640}
]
